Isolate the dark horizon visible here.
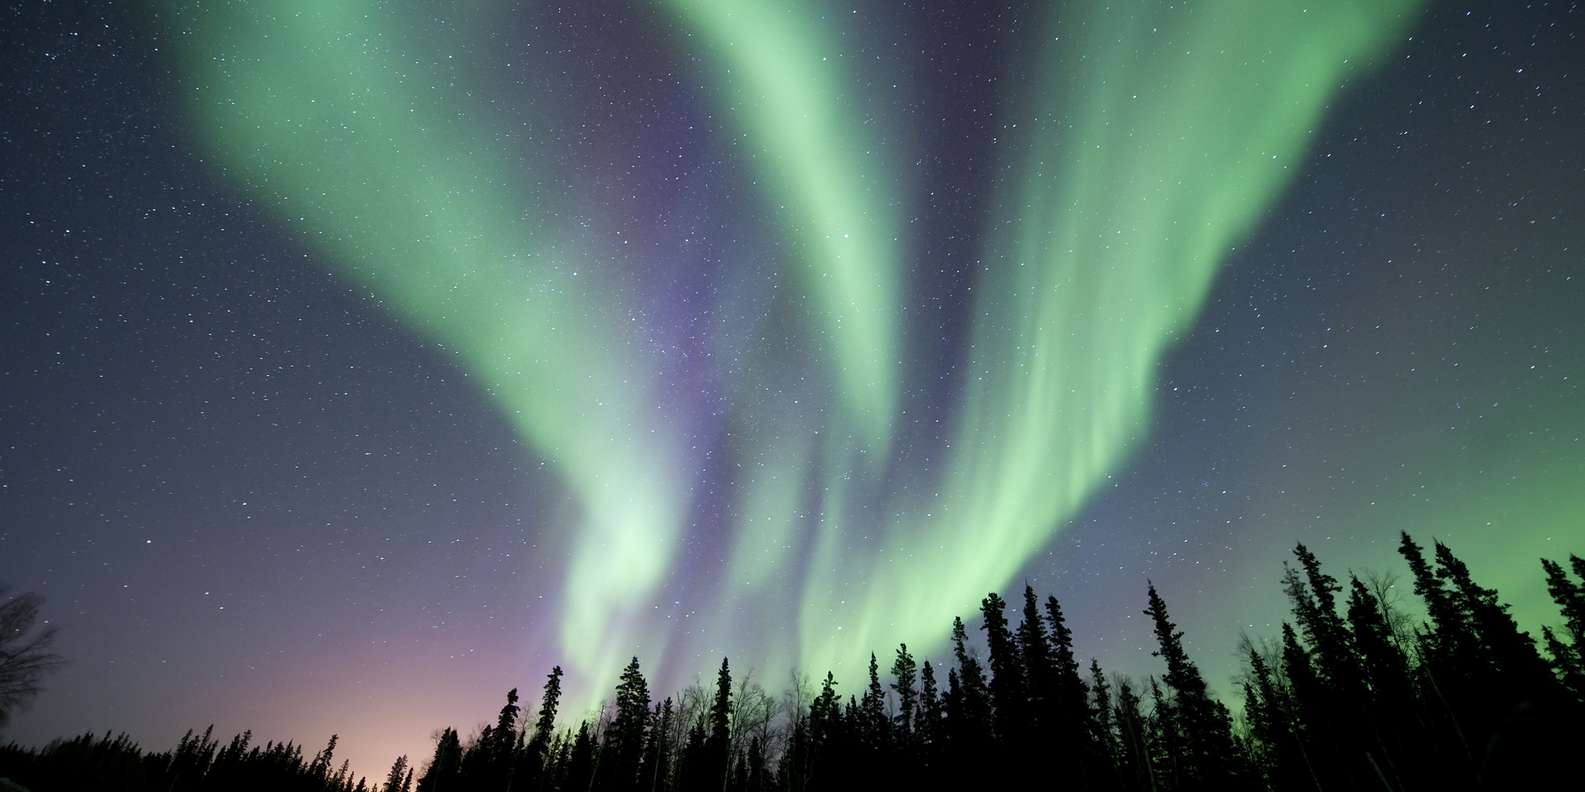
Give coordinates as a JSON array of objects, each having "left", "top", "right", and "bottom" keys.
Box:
[{"left": 4, "top": 533, "right": 1582, "bottom": 791}]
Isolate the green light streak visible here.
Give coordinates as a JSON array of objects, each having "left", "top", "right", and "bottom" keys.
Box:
[
  {"left": 662, "top": 0, "right": 904, "bottom": 451},
  {"left": 797, "top": 0, "right": 1423, "bottom": 676},
  {"left": 172, "top": 0, "right": 1439, "bottom": 703},
  {"left": 174, "top": 1, "right": 691, "bottom": 694}
]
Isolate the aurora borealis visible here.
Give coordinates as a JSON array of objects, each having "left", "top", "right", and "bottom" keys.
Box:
[{"left": 4, "top": 0, "right": 1583, "bottom": 782}]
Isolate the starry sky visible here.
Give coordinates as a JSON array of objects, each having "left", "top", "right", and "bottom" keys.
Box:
[{"left": 3, "top": 0, "right": 1582, "bottom": 781}]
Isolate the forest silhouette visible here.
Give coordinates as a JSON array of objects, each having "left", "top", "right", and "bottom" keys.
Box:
[{"left": 3, "top": 532, "right": 1582, "bottom": 791}]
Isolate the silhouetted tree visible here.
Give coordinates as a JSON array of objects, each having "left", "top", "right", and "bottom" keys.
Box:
[
  {"left": 639, "top": 697, "right": 673, "bottom": 792},
  {"left": 917, "top": 660, "right": 942, "bottom": 753},
  {"left": 979, "top": 592, "right": 1026, "bottom": 747},
  {"left": 889, "top": 643, "right": 917, "bottom": 746},
  {"left": 1045, "top": 593, "right": 1097, "bottom": 784},
  {"left": 1542, "top": 556, "right": 1585, "bottom": 653},
  {"left": 381, "top": 755, "right": 408, "bottom": 792},
  {"left": 0, "top": 587, "right": 65, "bottom": 727},
  {"left": 4, "top": 533, "right": 1581, "bottom": 792},
  {"left": 565, "top": 721, "right": 597, "bottom": 792},
  {"left": 1113, "top": 677, "right": 1153, "bottom": 792},
  {"left": 1089, "top": 658, "right": 1119, "bottom": 780},
  {"left": 1145, "top": 583, "right": 1243, "bottom": 789},
  {"left": 859, "top": 652, "right": 887, "bottom": 756},
  {"left": 600, "top": 657, "right": 651, "bottom": 791},
  {"left": 308, "top": 733, "right": 338, "bottom": 781},
  {"left": 416, "top": 727, "right": 461, "bottom": 792},
  {"left": 949, "top": 616, "right": 991, "bottom": 751},
  {"left": 709, "top": 657, "right": 733, "bottom": 786},
  {"left": 1016, "top": 585, "right": 1056, "bottom": 734},
  {"left": 1435, "top": 541, "right": 1556, "bottom": 697}
]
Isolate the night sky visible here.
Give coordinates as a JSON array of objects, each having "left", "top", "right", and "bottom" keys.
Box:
[{"left": 3, "top": 0, "right": 1582, "bottom": 781}]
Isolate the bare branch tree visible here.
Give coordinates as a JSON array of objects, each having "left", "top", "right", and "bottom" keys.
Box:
[{"left": 0, "top": 586, "right": 66, "bottom": 728}]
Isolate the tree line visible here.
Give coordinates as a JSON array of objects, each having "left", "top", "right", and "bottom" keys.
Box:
[{"left": 2, "top": 532, "right": 1581, "bottom": 791}]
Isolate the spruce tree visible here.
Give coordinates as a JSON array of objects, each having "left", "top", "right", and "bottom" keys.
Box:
[
  {"left": 601, "top": 657, "right": 651, "bottom": 791},
  {"left": 950, "top": 616, "right": 992, "bottom": 744},
  {"left": 415, "top": 728, "right": 462, "bottom": 792},
  {"left": 1245, "top": 644, "right": 1316, "bottom": 792},
  {"left": 708, "top": 657, "right": 733, "bottom": 786},
  {"left": 1016, "top": 586, "right": 1056, "bottom": 728},
  {"left": 918, "top": 659, "right": 942, "bottom": 750},
  {"left": 525, "top": 665, "right": 564, "bottom": 771},
  {"left": 1144, "top": 582, "right": 1242, "bottom": 789},
  {"left": 860, "top": 652, "right": 888, "bottom": 753},
  {"left": 1435, "top": 541, "right": 1557, "bottom": 696},
  {"left": 979, "top": 592, "right": 1026, "bottom": 744},
  {"left": 1541, "top": 626, "right": 1585, "bottom": 701},
  {"left": 493, "top": 688, "right": 520, "bottom": 770},
  {"left": 1542, "top": 557, "right": 1585, "bottom": 646},
  {"left": 1046, "top": 595, "right": 1093, "bottom": 750},
  {"left": 1287, "top": 545, "right": 1365, "bottom": 700},
  {"left": 1089, "top": 659, "right": 1119, "bottom": 772},
  {"left": 639, "top": 697, "right": 674, "bottom": 792},
  {"left": 1146, "top": 677, "right": 1183, "bottom": 791},
  {"left": 1113, "top": 677, "right": 1153, "bottom": 792},
  {"left": 1345, "top": 575, "right": 1413, "bottom": 706},
  {"left": 309, "top": 734, "right": 337, "bottom": 780},
  {"left": 889, "top": 643, "right": 918, "bottom": 744},
  {"left": 1399, "top": 533, "right": 1477, "bottom": 669},
  {"left": 564, "top": 722, "right": 596, "bottom": 792},
  {"left": 381, "top": 755, "right": 408, "bottom": 792}
]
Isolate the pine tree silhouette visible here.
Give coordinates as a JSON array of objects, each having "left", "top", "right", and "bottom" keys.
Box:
[
  {"left": 4, "top": 533, "right": 1582, "bottom": 792},
  {"left": 889, "top": 643, "right": 917, "bottom": 746}
]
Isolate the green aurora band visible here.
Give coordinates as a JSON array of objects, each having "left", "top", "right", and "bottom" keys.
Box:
[
  {"left": 791, "top": 0, "right": 1424, "bottom": 677},
  {"left": 174, "top": 0, "right": 1426, "bottom": 700},
  {"left": 662, "top": 0, "right": 905, "bottom": 454},
  {"left": 175, "top": 0, "right": 696, "bottom": 697}
]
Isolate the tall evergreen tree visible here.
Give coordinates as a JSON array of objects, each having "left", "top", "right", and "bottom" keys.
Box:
[
  {"left": 979, "top": 592, "right": 1026, "bottom": 745},
  {"left": 600, "top": 657, "right": 651, "bottom": 791},
  {"left": 1435, "top": 541, "right": 1557, "bottom": 696},
  {"left": 1146, "top": 677, "right": 1184, "bottom": 791},
  {"left": 494, "top": 688, "right": 520, "bottom": 760},
  {"left": 513, "top": 666, "right": 562, "bottom": 791},
  {"left": 1113, "top": 677, "right": 1153, "bottom": 792},
  {"left": 1045, "top": 595, "right": 1093, "bottom": 746},
  {"left": 918, "top": 659, "right": 942, "bottom": 751},
  {"left": 1541, "top": 626, "right": 1585, "bottom": 701},
  {"left": 1542, "top": 557, "right": 1585, "bottom": 646},
  {"left": 639, "top": 697, "right": 673, "bottom": 792},
  {"left": 564, "top": 722, "right": 596, "bottom": 792},
  {"left": 1345, "top": 575, "right": 1414, "bottom": 706},
  {"left": 889, "top": 643, "right": 918, "bottom": 744},
  {"left": 1144, "top": 583, "right": 1242, "bottom": 789},
  {"left": 1399, "top": 533, "right": 1478, "bottom": 670},
  {"left": 1245, "top": 644, "right": 1316, "bottom": 792},
  {"left": 415, "top": 728, "right": 462, "bottom": 792},
  {"left": 708, "top": 657, "right": 734, "bottom": 786},
  {"left": 860, "top": 652, "right": 888, "bottom": 753},
  {"left": 525, "top": 664, "right": 564, "bottom": 774},
  {"left": 1286, "top": 545, "right": 1365, "bottom": 700},
  {"left": 1016, "top": 585, "right": 1056, "bottom": 729},
  {"left": 1089, "top": 659, "right": 1118, "bottom": 773},
  {"left": 381, "top": 755, "right": 408, "bottom": 792},
  {"left": 309, "top": 734, "right": 338, "bottom": 780},
  {"left": 950, "top": 616, "right": 992, "bottom": 746}
]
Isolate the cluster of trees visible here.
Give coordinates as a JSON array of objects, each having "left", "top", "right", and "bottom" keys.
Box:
[{"left": 3, "top": 532, "right": 1582, "bottom": 791}]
